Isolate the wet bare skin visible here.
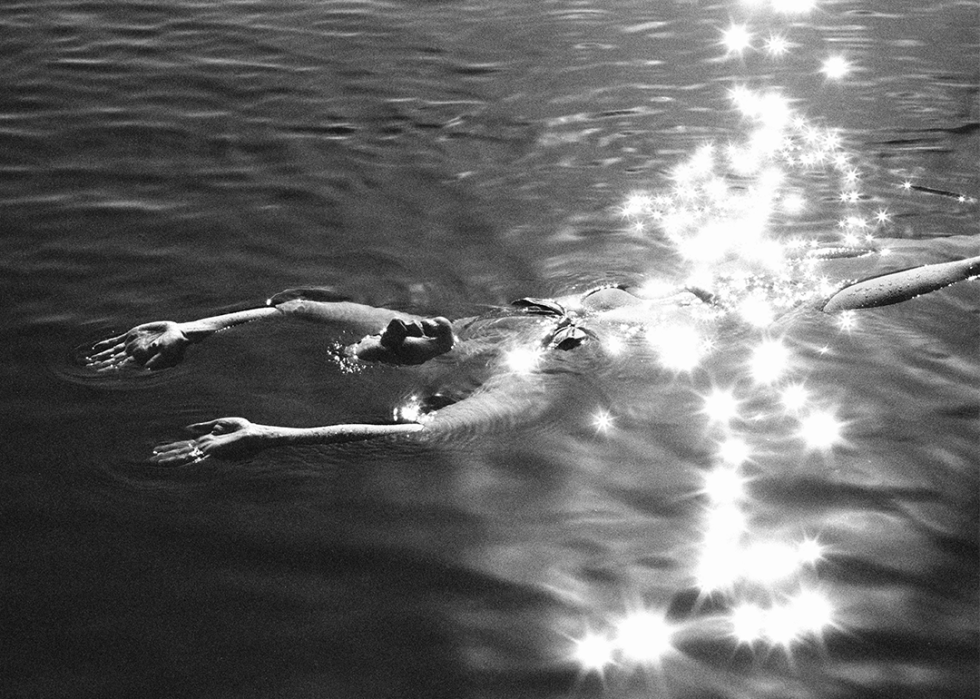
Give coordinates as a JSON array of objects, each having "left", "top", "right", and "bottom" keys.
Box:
[
  {"left": 87, "top": 314, "right": 457, "bottom": 372},
  {"left": 87, "top": 321, "right": 194, "bottom": 372},
  {"left": 149, "top": 418, "right": 423, "bottom": 466},
  {"left": 348, "top": 316, "right": 455, "bottom": 365},
  {"left": 84, "top": 256, "right": 980, "bottom": 466}
]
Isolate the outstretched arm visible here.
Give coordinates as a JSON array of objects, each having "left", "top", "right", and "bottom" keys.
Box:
[
  {"left": 151, "top": 359, "right": 554, "bottom": 465},
  {"left": 86, "top": 296, "right": 455, "bottom": 371},
  {"left": 150, "top": 417, "right": 424, "bottom": 466},
  {"left": 822, "top": 255, "right": 980, "bottom": 313},
  {"left": 87, "top": 307, "right": 283, "bottom": 371}
]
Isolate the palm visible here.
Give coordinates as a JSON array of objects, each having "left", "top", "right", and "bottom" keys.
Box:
[
  {"left": 150, "top": 418, "right": 263, "bottom": 466},
  {"left": 87, "top": 321, "right": 191, "bottom": 371}
]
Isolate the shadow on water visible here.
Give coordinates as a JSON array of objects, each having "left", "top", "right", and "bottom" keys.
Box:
[{"left": 2, "top": 419, "right": 585, "bottom": 698}]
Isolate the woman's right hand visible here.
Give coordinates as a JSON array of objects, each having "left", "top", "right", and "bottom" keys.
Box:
[{"left": 86, "top": 321, "right": 193, "bottom": 371}]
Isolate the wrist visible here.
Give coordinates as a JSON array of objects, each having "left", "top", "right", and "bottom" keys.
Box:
[
  {"left": 252, "top": 424, "right": 283, "bottom": 447},
  {"left": 178, "top": 321, "right": 213, "bottom": 343}
]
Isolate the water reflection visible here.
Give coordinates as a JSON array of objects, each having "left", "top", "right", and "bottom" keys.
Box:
[
  {"left": 1, "top": 0, "right": 976, "bottom": 697},
  {"left": 553, "top": 0, "right": 976, "bottom": 692}
]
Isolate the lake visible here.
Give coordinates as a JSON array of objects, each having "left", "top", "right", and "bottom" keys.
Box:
[{"left": 1, "top": 1, "right": 977, "bottom": 697}]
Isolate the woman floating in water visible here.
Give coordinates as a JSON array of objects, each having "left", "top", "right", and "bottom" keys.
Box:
[{"left": 85, "top": 255, "right": 979, "bottom": 466}]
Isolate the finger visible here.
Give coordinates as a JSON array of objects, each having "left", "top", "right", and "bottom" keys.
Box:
[
  {"left": 87, "top": 346, "right": 125, "bottom": 365},
  {"left": 150, "top": 449, "right": 205, "bottom": 466},
  {"left": 87, "top": 349, "right": 122, "bottom": 366},
  {"left": 88, "top": 340, "right": 128, "bottom": 360},
  {"left": 89, "top": 338, "right": 115, "bottom": 353},
  {"left": 95, "top": 356, "right": 136, "bottom": 373},
  {"left": 150, "top": 449, "right": 186, "bottom": 466},
  {"left": 90, "top": 336, "right": 125, "bottom": 354},
  {"left": 150, "top": 440, "right": 208, "bottom": 466},
  {"left": 149, "top": 440, "right": 191, "bottom": 464},
  {"left": 95, "top": 330, "right": 130, "bottom": 346},
  {"left": 152, "top": 438, "right": 196, "bottom": 453}
]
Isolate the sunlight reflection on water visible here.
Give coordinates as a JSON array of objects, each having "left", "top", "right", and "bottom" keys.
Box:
[{"left": 0, "top": 0, "right": 977, "bottom": 698}]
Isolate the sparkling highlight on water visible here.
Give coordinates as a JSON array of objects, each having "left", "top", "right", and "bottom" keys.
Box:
[
  {"left": 556, "top": 0, "right": 974, "bottom": 684},
  {"left": 505, "top": 346, "right": 543, "bottom": 375},
  {"left": 821, "top": 55, "right": 852, "bottom": 79}
]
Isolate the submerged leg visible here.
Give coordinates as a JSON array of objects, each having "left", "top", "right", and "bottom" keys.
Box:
[{"left": 822, "top": 255, "right": 980, "bottom": 313}]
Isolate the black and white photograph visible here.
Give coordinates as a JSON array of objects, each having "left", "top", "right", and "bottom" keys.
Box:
[{"left": 2, "top": 1, "right": 977, "bottom": 697}]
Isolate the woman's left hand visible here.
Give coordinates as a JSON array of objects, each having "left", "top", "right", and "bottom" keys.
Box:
[{"left": 150, "top": 417, "right": 269, "bottom": 466}]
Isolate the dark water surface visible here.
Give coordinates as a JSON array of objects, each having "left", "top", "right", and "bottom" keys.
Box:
[{"left": 1, "top": 1, "right": 978, "bottom": 697}]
